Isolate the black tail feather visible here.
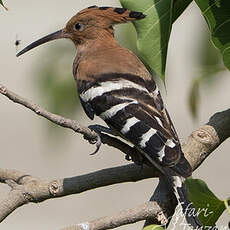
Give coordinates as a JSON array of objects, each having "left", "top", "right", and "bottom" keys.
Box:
[
  {"left": 174, "top": 176, "right": 203, "bottom": 228},
  {"left": 163, "top": 170, "right": 203, "bottom": 229}
]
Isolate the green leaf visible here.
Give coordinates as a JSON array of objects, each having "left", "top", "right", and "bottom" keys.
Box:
[
  {"left": 120, "top": 0, "right": 174, "bottom": 82},
  {"left": 188, "top": 66, "right": 224, "bottom": 119},
  {"left": 143, "top": 224, "right": 164, "bottom": 230},
  {"left": 188, "top": 78, "right": 200, "bottom": 119},
  {"left": 120, "top": 0, "right": 193, "bottom": 82},
  {"left": 224, "top": 198, "right": 230, "bottom": 217},
  {"left": 185, "top": 178, "right": 226, "bottom": 227},
  {"left": 0, "top": 0, "right": 8, "bottom": 10},
  {"left": 194, "top": 0, "right": 230, "bottom": 71},
  {"left": 187, "top": 31, "right": 225, "bottom": 119}
]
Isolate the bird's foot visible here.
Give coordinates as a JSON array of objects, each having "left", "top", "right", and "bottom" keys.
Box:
[
  {"left": 88, "top": 124, "right": 114, "bottom": 155},
  {"left": 125, "top": 151, "right": 144, "bottom": 173},
  {"left": 125, "top": 147, "right": 145, "bottom": 167}
]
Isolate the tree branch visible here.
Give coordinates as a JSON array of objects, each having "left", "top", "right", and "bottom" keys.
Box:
[
  {"left": 1, "top": 84, "right": 229, "bottom": 229},
  {"left": 61, "top": 202, "right": 165, "bottom": 230},
  {"left": 0, "top": 165, "right": 157, "bottom": 222}
]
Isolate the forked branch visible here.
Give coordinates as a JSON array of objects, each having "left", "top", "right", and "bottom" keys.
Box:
[{"left": 1, "top": 83, "right": 230, "bottom": 229}]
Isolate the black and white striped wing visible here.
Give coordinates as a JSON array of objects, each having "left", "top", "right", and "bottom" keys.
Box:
[{"left": 79, "top": 73, "right": 182, "bottom": 168}]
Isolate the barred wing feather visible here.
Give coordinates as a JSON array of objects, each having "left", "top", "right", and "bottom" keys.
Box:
[{"left": 79, "top": 73, "right": 191, "bottom": 176}]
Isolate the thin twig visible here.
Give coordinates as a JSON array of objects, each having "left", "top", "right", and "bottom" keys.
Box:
[{"left": 61, "top": 202, "right": 163, "bottom": 230}]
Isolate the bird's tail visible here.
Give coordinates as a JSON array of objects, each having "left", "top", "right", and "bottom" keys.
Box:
[
  {"left": 140, "top": 149, "right": 203, "bottom": 228},
  {"left": 163, "top": 169, "right": 203, "bottom": 229}
]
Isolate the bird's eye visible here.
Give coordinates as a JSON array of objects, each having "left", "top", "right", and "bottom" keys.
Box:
[{"left": 74, "top": 23, "right": 84, "bottom": 32}]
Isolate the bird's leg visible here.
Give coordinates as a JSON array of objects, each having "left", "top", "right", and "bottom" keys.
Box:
[
  {"left": 123, "top": 146, "right": 146, "bottom": 174},
  {"left": 87, "top": 125, "right": 144, "bottom": 166},
  {"left": 88, "top": 124, "right": 116, "bottom": 155},
  {"left": 124, "top": 147, "right": 148, "bottom": 173}
]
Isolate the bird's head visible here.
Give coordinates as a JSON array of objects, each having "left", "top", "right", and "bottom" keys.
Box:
[{"left": 17, "top": 6, "right": 145, "bottom": 57}]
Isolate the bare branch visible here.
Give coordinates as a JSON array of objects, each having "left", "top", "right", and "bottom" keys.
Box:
[
  {"left": 207, "top": 109, "right": 230, "bottom": 142},
  {"left": 61, "top": 202, "right": 164, "bottom": 230},
  {"left": 182, "top": 123, "right": 220, "bottom": 171},
  {"left": 0, "top": 165, "right": 157, "bottom": 222}
]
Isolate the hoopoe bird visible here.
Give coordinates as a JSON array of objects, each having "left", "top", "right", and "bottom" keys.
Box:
[{"left": 17, "top": 6, "right": 202, "bottom": 228}]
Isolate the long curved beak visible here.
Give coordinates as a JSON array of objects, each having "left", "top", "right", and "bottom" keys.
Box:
[{"left": 16, "top": 29, "right": 65, "bottom": 57}]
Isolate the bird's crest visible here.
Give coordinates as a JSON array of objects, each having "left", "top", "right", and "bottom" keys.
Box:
[
  {"left": 66, "top": 6, "right": 146, "bottom": 29},
  {"left": 81, "top": 6, "right": 145, "bottom": 24}
]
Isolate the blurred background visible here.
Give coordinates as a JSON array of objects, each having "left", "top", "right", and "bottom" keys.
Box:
[{"left": 0, "top": 0, "right": 229, "bottom": 229}]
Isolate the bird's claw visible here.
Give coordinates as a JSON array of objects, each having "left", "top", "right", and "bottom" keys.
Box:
[
  {"left": 90, "top": 134, "right": 102, "bottom": 155},
  {"left": 125, "top": 154, "right": 131, "bottom": 161},
  {"left": 87, "top": 124, "right": 115, "bottom": 155},
  {"left": 88, "top": 125, "right": 104, "bottom": 155}
]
